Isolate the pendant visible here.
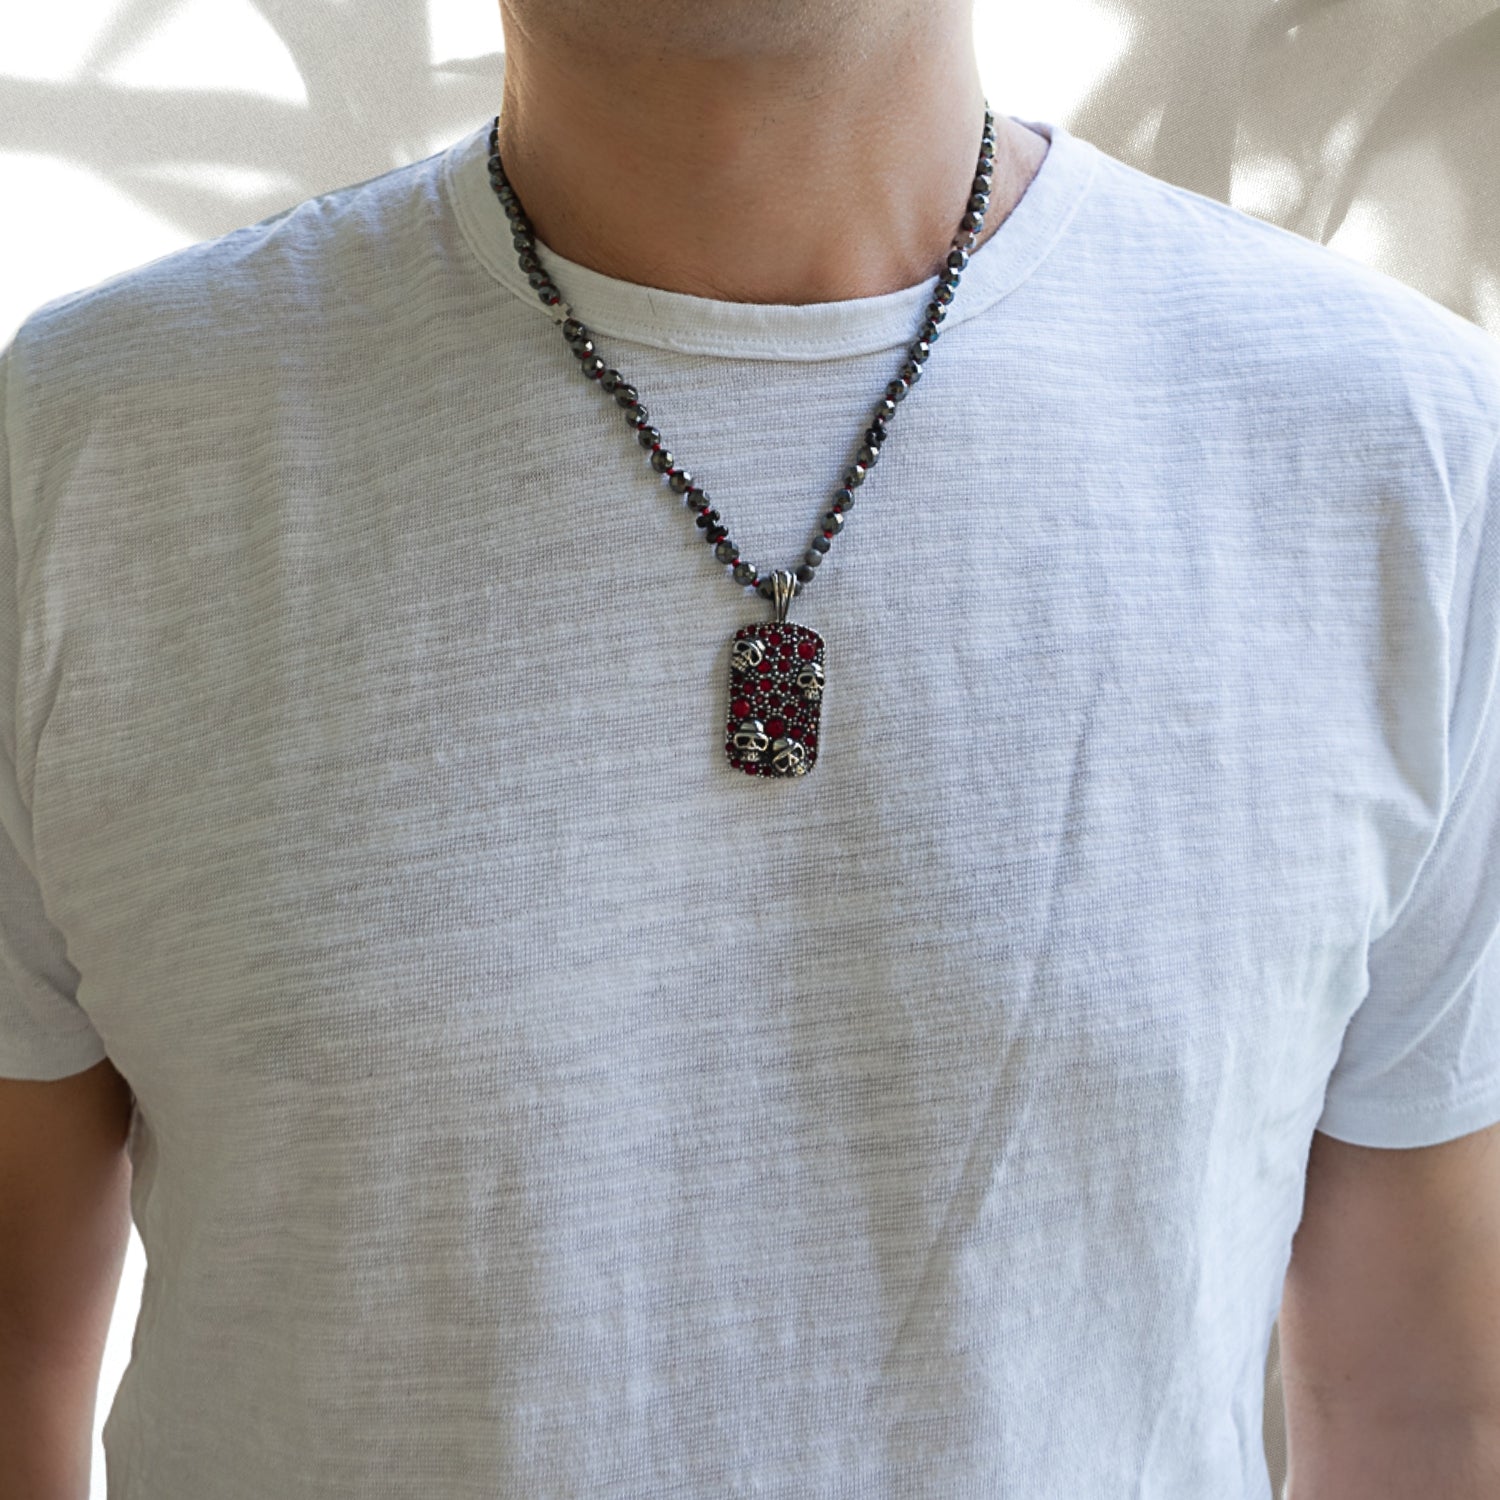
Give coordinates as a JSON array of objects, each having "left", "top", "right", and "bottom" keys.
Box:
[{"left": 724, "top": 570, "right": 825, "bottom": 778}]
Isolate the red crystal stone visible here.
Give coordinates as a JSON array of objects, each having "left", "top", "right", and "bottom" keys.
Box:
[
  {"left": 767, "top": 717, "right": 786, "bottom": 737},
  {"left": 758, "top": 659, "right": 773, "bottom": 673},
  {"left": 732, "top": 698, "right": 751, "bottom": 719},
  {"left": 798, "top": 640, "right": 817, "bottom": 659}
]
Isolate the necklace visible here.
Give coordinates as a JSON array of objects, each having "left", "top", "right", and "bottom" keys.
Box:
[{"left": 484, "top": 107, "right": 999, "bottom": 778}]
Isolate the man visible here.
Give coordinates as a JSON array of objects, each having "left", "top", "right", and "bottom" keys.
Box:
[{"left": 2, "top": 1, "right": 1499, "bottom": 1496}]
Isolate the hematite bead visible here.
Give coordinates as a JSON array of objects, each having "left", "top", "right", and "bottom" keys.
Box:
[
  {"left": 933, "top": 283, "right": 956, "bottom": 306},
  {"left": 857, "top": 443, "right": 879, "bottom": 467},
  {"left": 706, "top": 524, "right": 728, "bottom": 544},
  {"left": 518, "top": 253, "right": 541, "bottom": 274},
  {"left": 834, "top": 486, "right": 857, "bottom": 511},
  {"left": 539, "top": 285, "right": 562, "bottom": 306},
  {"left": 864, "top": 426, "right": 884, "bottom": 449},
  {"left": 844, "top": 463, "right": 867, "bottom": 488},
  {"left": 803, "top": 550, "right": 823, "bottom": 568},
  {"left": 910, "top": 340, "right": 932, "bottom": 363},
  {"left": 946, "top": 249, "right": 968, "bottom": 273},
  {"left": 918, "top": 319, "right": 941, "bottom": 344},
  {"left": 613, "top": 385, "right": 639, "bottom": 407},
  {"left": 695, "top": 508, "right": 721, "bottom": 529},
  {"left": 886, "top": 377, "right": 910, "bottom": 401},
  {"left": 810, "top": 535, "right": 832, "bottom": 553},
  {"left": 961, "top": 211, "right": 984, "bottom": 233},
  {"left": 968, "top": 192, "right": 989, "bottom": 214},
  {"left": 512, "top": 233, "right": 532, "bottom": 252},
  {"left": 973, "top": 173, "right": 993, "bottom": 195},
  {"left": 649, "top": 448, "right": 674, "bottom": 473},
  {"left": 563, "top": 318, "right": 587, "bottom": 341},
  {"left": 714, "top": 540, "right": 739, "bottom": 563},
  {"left": 900, "top": 360, "right": 922, "bottom": 385},
  {"left": 623, "top": 403, "right": 648, "bottom": 425},
  {"left": 669, "top": 471, "right": 694, "bottom": 494},
  {"left": 570, "top": 339, "right": 596, "bottom": 360},
  {"left": 876, "top": 397, "right": 898, "bottom": 421},
  {"left": 795, "top": 565, "right": 816, "bottom": 583},
  {"left": 638, "top": 426, "right": 662, "bottom": 449},
  {"left": 733, "top": 562, "right": 758, "bottom": 585},
  {"left": 581, "top": 353, "right": 605, "bottom": 376},
  {"left": 822, "top": 510, "right": 846, "bottom": 534},
  {"left": 927, "top": 301, "right": 948, "bottom": 324},
  {"left": 600, "top": 369, "right": 624, "bottom": 392},
  {"left": 526, "top": 269, "right": 550, "bottom": 290}
]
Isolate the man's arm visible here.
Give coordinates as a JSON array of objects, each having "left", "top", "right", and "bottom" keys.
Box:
[
  {"left": 0, "top": 1057, "right": 135, "bottom": 1500},
  {"left": 1278, "top": 1120, "right": 1500, "bottom": 1499}
]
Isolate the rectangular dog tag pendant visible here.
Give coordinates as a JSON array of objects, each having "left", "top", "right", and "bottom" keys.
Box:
[{"left": 725, "top": 620, "right": 825, "bottom": 778}]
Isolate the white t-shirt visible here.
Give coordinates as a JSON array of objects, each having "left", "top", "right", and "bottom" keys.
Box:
[{"left": 3, "top": 110, "right": 1499, "bottom": 1499}]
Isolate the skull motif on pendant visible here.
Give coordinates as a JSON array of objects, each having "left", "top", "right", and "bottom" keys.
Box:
[{"left": 724, "top": 621, "right": 826, "bottom": 778}]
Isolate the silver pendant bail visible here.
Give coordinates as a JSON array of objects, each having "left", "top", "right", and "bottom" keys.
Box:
[{"left": 769, "top": 569, "right": 796, "bottom": 624}]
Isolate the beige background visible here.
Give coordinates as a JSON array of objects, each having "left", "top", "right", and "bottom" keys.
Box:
[{"left": 2, "top": 3, "right": 1498, "bottom": 1495}]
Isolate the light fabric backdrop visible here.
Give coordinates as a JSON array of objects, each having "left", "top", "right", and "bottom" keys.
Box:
[{"left": 2, "top": 4, "right": 1497, "bottom": 1496}]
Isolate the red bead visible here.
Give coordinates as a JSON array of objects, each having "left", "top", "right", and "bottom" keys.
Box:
[
  {"left": 797, "top": 640, "right": 817, "bottom": 659},
  {"left": 767, "top": 717, "right": 786, "bottom": 737},
  {"left": 732, "top": 698, "right": 751, "bottom": 718}
]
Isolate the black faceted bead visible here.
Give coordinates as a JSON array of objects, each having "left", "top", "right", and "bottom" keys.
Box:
[
  {"left": 518, "top": 252, "right": 541, "bottom": 274},
  {"left": 668, "top": 471, "right": 694, "bottom": 494},
  {"left": 833, "top": 485, "right": 856, "bottom": 510},
  {"left": 570, "top": 339, "right": 596, "bottom": 360},
  {"left": 857, "top": 443, "right": 879, "bottom": 467},
  {"left": 933, "top": 283, "right": 956, "bottom": 306},
  {"left": 928, "top": 301, "right": 948, "bottom": 323},
  {"left": 563, "top": 318, "right": 587, "bottom": 342},
  {"left": 684, "top": 486, "right": 707, "bottom": 505},
  {"left": 973, "top": 173, "right": 993, "bottom": 195},
  {"left": 900, "top": 361, "right": 922, "bottom": 385},
  {"left": 969, "top": 192, "right": 989, "bottom": 214},
  {"left": 638, "top": 426, "right": 661, "bottom": 449},
  {"left": 706, "top": 524, "right": 728, "bottom": 544},
  {"left": 715, "top": 539, "right": 739, "bottom": 563},
  {"left": 823, "top": 510, "right": 846, "bottom": 534},
  {"left": 512, "top": 233, "right": 532, "bottom": 252},
  {"left": 886, "top": 378, "right": 910, "bottom": 402},
  {"left": 613, "top": 385, "right": 639, "bottom": 407},
  {"left": 810, "top": 534, "right": 832, "bottom": 553},
  {"left": 803, "top": 550, "right": 823, "bottom": 568},
  {"left": 526, "top": 268, "right": 550, "bottom": 290},
  {"left": 864, "top": 427, "right": 884, "bottom": 449},
  {"left": 538, "top": 285, "right": 562, "bottom": 307},
  {"left": 918, "top": 319, "right": 941, "bottom": 343},
  {"left": 733, "top": 561, "right": 758, "bottom": 586},
  {"left": 581, "top": 354, "right": 605, "bottom": 377},
  {"left": 844, "top": 464, "right": 867, "bottom": 489},
  {"left": 628, "top": 406, "right": 650, "bottom": 428},
  {"left": 961, "top": 211, "right": 984, "bottom": 233},
  {"left": 876, "top": 397, "right": 898, "bottom": 421},
  {"left": 795, "top": 565, "right": 816, "bottom": 583},
  {"left": 695, "top": 508, "right": 721, "bottom": 529},
  {"left": 946, "top": 249, "right": 968, "bottom": 273},
  {"left": 600, "top": 369, "right": 624, "bottom": 392},
  {"left": 649, "top": 448, "right": 674, "bottom": 473}
]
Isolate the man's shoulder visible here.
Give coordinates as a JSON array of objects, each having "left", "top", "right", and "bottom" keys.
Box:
[
  {"left": 9, "top": 141, "right": 451, "bottom": 394},
  {"left": 1076, "top": 139, "right": 1500, "bottom": 441}
]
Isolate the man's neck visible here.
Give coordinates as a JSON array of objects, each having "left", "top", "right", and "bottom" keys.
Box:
[{"left": 492, "top": 13, "right": 1046, "bottom": 306}]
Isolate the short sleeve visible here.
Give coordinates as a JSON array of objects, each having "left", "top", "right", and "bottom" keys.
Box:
[
  {"left": 0, "top": 336, "right": 109, "bottom": 1081},
  {"left": 1317, "top": 430, "right": 1500, "bottom": 1148}
]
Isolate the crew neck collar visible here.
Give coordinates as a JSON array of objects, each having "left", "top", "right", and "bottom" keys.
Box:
[{"left": 444, "top": 114, "right": 1100, "bottom": 362}]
